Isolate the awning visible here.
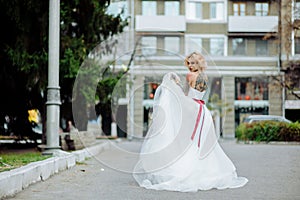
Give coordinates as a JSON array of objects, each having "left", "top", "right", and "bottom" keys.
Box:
[
  {"left": 234, "top": 100, "right": 269, "bottom": 108},
  {"left": 285, "top": 100, "right": 300, "bottom": 109}
]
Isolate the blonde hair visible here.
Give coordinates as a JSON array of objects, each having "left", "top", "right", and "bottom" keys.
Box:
[{"left": 184, "top": 52, "right": 207, "bottom": 72}]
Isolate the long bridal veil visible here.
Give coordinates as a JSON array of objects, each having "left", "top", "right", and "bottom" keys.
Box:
[{"left": 133, "top": 72, "right": 248, "bottom": 192}]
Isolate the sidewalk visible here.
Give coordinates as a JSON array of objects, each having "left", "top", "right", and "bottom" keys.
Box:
[
  {"left": 0, "top": 139, "right": 111, "bottom": 199},
  {"left": 4, "top": 139, "right": 300, "bottom": 200}
]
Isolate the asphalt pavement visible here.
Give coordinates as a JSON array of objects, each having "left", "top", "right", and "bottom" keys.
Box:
[{"left": 4, "top": 139, "right": 300, "bottom": 200}]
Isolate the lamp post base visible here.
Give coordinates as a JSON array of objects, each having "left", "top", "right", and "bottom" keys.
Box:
[{"left": 42, "top": 146, "right": 62, "bottom": 156}]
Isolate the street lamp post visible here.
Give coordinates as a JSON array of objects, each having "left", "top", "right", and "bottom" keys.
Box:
[{"left": 43, "top": 0, "right": 61, "bottom": 155}]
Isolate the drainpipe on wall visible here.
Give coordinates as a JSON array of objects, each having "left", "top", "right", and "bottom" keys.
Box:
[{"left": 128, "top": 0, "right": 135, "bottom": 140}]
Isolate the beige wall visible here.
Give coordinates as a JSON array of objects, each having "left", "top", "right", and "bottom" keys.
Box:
[
  {"left": 268, "top": 76, "right": 283, "bottom": 116},
  {"left": 127, "top": 75, "right": 144, "bottom": 138},
  {"left": 222, "top": 76, "right": 235, "bottom": 138},
  {"left": 187, "top": 24, "right": 227, "bottom": 34}
]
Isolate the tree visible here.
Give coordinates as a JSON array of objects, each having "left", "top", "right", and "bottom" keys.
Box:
[
  {"left": 264, "top": 0, "right": 300, "bottom": 100},
  {"left": 59, "top": 0, "right": 128, "bottom": 131},
  {"left": 0, "top": 0, "right": 49, "bottom": 139},
  {"left": 0, "top": 0, "right": 128, "bottom": 138}
]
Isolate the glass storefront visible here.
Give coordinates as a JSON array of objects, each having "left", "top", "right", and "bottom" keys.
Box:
[{"left": 234, "top": 77, "right": 269, "bottom": 127}]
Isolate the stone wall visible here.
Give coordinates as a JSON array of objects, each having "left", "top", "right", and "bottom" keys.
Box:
[
  {"left": 268, "top": 76, "right": 283, "bottom": 116},
  {"left": 222, "top": 76, "right": 235, "bottom": 138}
]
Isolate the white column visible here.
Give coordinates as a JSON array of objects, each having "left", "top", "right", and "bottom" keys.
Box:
[
  {"left": 268, "top": 76, "right": 283, "bottom": 116},
  {"left": 222, "top": 76, "right": 235, "bottom": 138}
]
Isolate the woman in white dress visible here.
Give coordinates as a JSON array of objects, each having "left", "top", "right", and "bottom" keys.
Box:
[{"left": 133, "top": 52, "right": 248, "bottom": 192}]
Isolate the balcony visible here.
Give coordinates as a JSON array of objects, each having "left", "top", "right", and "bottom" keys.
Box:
[
  {"left": 135, "top": 15, "right": 186, "bottom": 32},
  {"left": 228, "top": 16, "right": 278, "bottom": 33}
]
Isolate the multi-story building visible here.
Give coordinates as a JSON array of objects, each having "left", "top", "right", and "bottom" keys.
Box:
[{"left": 107, "top": 0, "right": 300, "bottom": 139}]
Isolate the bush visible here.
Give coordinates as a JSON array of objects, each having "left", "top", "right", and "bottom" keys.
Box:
[{"left": 236, "top": 121, "right": 300, "bottom": 142}]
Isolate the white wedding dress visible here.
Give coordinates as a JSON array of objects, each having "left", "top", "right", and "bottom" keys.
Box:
[{"left": 133, "top": 72, "right": 248, "bottom": 192}]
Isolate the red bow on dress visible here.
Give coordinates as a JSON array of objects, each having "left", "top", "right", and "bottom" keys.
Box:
[{"left": 191, "top": 99, "right": 205, "bottom": 148}]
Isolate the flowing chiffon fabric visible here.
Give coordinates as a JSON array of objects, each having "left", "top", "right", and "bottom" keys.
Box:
[{"left": 133, "top": 72, "right": 248, "bottom": 192}]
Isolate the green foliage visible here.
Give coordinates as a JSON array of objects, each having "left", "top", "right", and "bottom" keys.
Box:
[
  {"left": 236, "top": 121, "right": 300, "bottom": 142},
  {"left": 0, "top": 152, "right": 51, "bottom": 172},
  {"left": 60, "top": 0, "right": 129, "bottom": 79},
  {"left": 207, "top": 93, "right": 232, "bottom": 115},
  {"left": 0, "top": 0, "right": 129, "bottom": 132},
  {"left": 0, "top": 0, "right": 49, "bottom": 90},
  {"left": 0, "top": 0, "right": 128, "bottom": 88}
]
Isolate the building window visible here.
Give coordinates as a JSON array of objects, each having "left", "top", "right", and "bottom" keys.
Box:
[
  {"left": 233, "top": 2, "right": 246, "bottom": 16},
  {"left": 210, "top": 38, "right": 224, "bottom": 56},
  {"left": 164, "top": 37, "right": 180, "bottom": 55},
  {"left": 294, "top": 1, "right": 300, "bottom": 19},
  {"left": 256, "top": 39, "right": 268, "bottom": 56},
  {"left": 295, "top": 37, "right": 300, "bottom": 54},
  {"left": 106, "top": 0, "right": 128, "bottom": 19},
  {"left": 142, "top": 1, "right": 157, "bottom": 16},
  {"left": 232, "top": 38, "right": 246, "bottom": 55},
  {"left": 141, "top": 37, "right": 157, "bottom": 55},
  {"left": 255, "top": 2, "right": 269, "bottom": 16},
  {"left": 165, "top": 1, "right": 180, "bottom": 16},
  {"left": 235, "top": 77, "right": 269, "bottom": 126},
  {"left": 235, "top": 77, "right": 269, "bottom": 101},
  {"left": 210, "top": 2, "right": 224, "bottom": 20},
  {"left": 186, "top": 36, "right": 202, "bottom": 54},
  {"left": 186, "top": 1, "right": 202, "bottom": 20}
]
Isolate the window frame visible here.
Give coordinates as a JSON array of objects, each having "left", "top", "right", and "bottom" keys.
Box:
[
  {"left": 141, "top": 36, "right": 157, "bottom": 56},
  {"left": 294, "top": 37, "right": 300, "bottom": 55},
  {"left": 255, "top": 2, "right": 269, "bottom": 16},
  {"left": 232, "top": 38, "right": 247, "bottom": 56},
  {"left": 186, "top": 0, "right": 227, "bottom": 22},
  {"left": 186, "top": 1, "right": 203, "bottom": 20},
  {"left": 294, "top": 1, "right": 300, "bottom": 19},
  {"left": 210, "top": 2, "right": 225, "bottom": 20},
  {"left": 255, "top": 39, "right": 268, "bottom": 56},
  {"left": 233, "top": 2, "right": 246, "bottom": 16},
  {"left": 141, "top": 1, "right": 157, "bottom": 16},
  {"left": 185, "top": 36, "right": 203, "bottom": 54},
  {"left": 210, "top": 37, "right": 225, "bottom": 56},
  {"left": 185, "top": 34, "right": 227, "bottom": 56},
  {"left": 164, "top": 1, "right": 180, "bottom": 16},
  {"left": 164, "top": 36, "right": 181, "bottom": 55}
]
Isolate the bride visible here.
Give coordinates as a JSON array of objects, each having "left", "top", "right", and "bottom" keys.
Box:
[{"left": 133, "top": 52, "right": 248, "bottom": 192}]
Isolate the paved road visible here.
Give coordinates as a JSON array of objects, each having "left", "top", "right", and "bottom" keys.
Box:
[{"left": 5, "top": 139, "right": 300, "bottom": 200}]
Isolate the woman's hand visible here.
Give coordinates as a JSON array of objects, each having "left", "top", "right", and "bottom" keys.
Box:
[{"left": 170, "top": 72, "right": 181, "bottom": 84}]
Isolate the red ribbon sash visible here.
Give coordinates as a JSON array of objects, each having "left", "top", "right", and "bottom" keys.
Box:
[{"left": 191, "top": 99, "right": 205, "bottom": 148}]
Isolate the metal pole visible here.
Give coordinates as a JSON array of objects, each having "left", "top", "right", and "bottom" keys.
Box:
[{"left": 44, "top": 0, "right": 61, "bottom": 154}]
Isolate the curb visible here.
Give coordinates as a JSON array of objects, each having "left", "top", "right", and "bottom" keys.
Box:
[
  {"left": 236, "top": 140, "right": 300, "bottom": 145},
  {"left": 0, "top": 141, "right": 111, "bottom": 199}
]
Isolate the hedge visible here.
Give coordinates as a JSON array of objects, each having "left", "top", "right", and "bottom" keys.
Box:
[{"left": 236, "top": 121, "right": 300, "bottom": 142}]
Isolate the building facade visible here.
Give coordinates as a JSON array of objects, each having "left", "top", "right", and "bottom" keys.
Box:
[{"left": 107, "top": 0, "right": 300, "bottom": 139}]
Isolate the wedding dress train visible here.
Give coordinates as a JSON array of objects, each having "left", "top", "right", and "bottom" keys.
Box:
[{"left": 133, "top": 72, "right": 248, "bottom": 192}]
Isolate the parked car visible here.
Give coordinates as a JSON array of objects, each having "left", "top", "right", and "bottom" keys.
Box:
[{"left": 243, "top": 115, "right": 292, "bottom": 124}]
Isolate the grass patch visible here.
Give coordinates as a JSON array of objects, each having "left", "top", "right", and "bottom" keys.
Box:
[{"left": 0, "top": 152, "right": 51, "bottom": 173}]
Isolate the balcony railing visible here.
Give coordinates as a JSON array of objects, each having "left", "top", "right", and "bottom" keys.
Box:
[
  {"left": 228, "top": 16, "right": 278, "bottom": 33},
  {"left": 135, "top": 15, "right": 186, "bottom": 32}
]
